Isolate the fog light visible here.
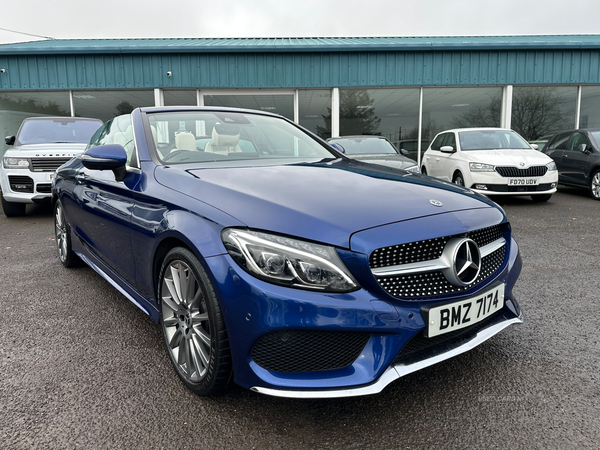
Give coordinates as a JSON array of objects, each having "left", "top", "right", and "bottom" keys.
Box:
[
  {"left": 475, "top": 184, "right": 488, "bottom": 190},
  {"left": 551, "top": 182, "right": 557, "bottom": 188}
]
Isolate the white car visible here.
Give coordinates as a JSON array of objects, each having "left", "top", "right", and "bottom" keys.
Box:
[
  {"left": 421, "top": 128, "right": 559, "bottom": 202},
  {"left": 1, "top": 117, "right": 102, "bottom": 216}
]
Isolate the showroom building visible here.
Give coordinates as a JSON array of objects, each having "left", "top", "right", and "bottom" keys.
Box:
[{"left": 1, "top": 35, "right": 600, "bottom": 163}]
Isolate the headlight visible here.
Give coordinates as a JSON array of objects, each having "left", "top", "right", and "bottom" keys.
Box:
[
  {"left": 546, "top": 161, "right": 557, "bottom": 171},
  {"left": 405, "top": 165, "right": 420, "bottom": 174},
  {"left": 3, "top": 157, "right": 29, "bottom": 169},
  {"left": 222, "top": 229, "right": 359, "bottom": 292},
  {"left": 469, "top": 162, "right": 495, "bottom": 172}
]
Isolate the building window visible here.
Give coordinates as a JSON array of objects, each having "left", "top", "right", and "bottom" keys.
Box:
[
  {"left": 0, "top": 91, "right": 71, "bottom": 154},
  {"left": 203, "top": 94, "right": 294, "bottom": 121},
  {"left": 298, "top": 90, "right": 332, "bottom": 138},
  {"left": 164, "top": 90, "right": 198, "bottom": 106},
  {"left": 72, "top": 90, "right": 155, "bottom": 122},
  {"left": 511, "top": 86, "right": 577, "bottom": 140},
  {"left": 580, "top": 86, "right": 600, "bottom": 129}
]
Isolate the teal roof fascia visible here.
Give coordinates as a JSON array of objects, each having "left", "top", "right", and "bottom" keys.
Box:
[{"left": 1, "top": 35, "right": 600, "bottom": 55}]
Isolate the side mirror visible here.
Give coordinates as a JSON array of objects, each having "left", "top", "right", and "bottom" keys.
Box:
[
  {"left": 330, "top": 143, "right": 345, "bottom": 154},
  {"left": 400, "top": 148, "right": 409, "bottom": 156},
  {"left": 577, "top": 143, "right": 591, "bottom": 154},
  {"left": 530, "top": 143, "right": 539, "bottom": 150},
  {"left": 5, "top": 135, "right": 15, "bottom": 146},
  {"left": 81, "top": 144, "right": 128, "bottom": 181},
  {"left": 440, "top": 145, "right": 454, "bottom": 153}
]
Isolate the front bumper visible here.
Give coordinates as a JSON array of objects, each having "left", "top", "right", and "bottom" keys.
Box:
[
  {"left": 468, "top": 170, "right": 558, "bottom": 196},
  {"left": 0, "top": 168, "right": 54, "bottom": 203},
  {"left": 206, "top": 231, "right": 523, "bottom": 398}
]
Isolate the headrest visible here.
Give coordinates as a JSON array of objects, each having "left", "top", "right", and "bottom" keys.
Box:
[
  {"left": 175, "top": 132, "right": 196, "bottom": 151},
  {"left": 211, "top": 123, "right": 240, "bottom": 147}
]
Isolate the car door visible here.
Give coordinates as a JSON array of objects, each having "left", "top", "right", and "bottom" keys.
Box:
[
  {"left": 544, "top": 132, "right": 571, "bottom": 178},
  {"left": 561, "top": 132, "right": 593, "bottom": 186},
  {"left": 72, "top": 115, "right": 141, "bottom": 287},
  {"left": 435, "top": 132, "right": 458, "bottom": 181},
  {"left": 425, "top": 133, "right": 453, "bottom": 178}
]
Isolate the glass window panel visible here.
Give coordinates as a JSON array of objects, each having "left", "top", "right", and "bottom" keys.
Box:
[
  {"left": 164, "top": 90, "right": 198, "bottom": 106},
  {"left": 580, "top": 86, "right": 600, "bottom": 129},
  {"left": 204, "top": 94, "right": 294, "bottom": 121},
  {"left": 336, "top": 89, "right": 420, "bottom": 156},
  {"left": 512, "top": 86, "right": 577, "bottom": 140},
  {"left": 0, "top": 91, "right": 71, "bottom": 155},
  {"left": 72, "top": 90, "right": 155, "bottom": 123},
  {"left": 299, "top": 89, "right": 332, "bottom": 139}
]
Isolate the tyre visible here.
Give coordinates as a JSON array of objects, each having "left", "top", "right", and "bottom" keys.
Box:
[
  {"left": 421, "top": 166, "right": 427, "bottom": 175},
  {"left": 54, "top": 200, "right": 80, "bottom": 267},
  {"left": 158, "top": 247, "right": 232, "bottom": 396},
  {"left": 452, "top": 172, "right": 465, "bottom": 186},
  {"left": 1, "top": 193, "right": 26, "bottom": 217},
  {"left": 590, "top": 169, "right": 600, "bottom": 201},
  {"left": 531, "top": 194, "right": 552, "bottom": 202}
]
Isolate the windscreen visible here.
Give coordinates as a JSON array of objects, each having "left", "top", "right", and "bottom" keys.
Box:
[
  {"left": 147, "top": 111, "right": 336, "bottom": 164},
  {"left": 329, "top": 137, "right": 397, "bottom": 155},
  {"left": 16, "top": 119, "right": 102, "bottom": 145},
  {"left": 458, "top": 130, "right": 531, "bottom": 151}
]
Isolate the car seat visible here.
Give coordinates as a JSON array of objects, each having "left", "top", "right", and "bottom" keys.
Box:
[{"left": 204, "top": 123, "right": 242, "bottom": 154}]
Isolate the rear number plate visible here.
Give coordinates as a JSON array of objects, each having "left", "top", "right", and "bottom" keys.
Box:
[
  {"left": 508, "top": 178, "right": 539, "bottom": 186},
  {"left": 425, "top": 284, "right": 505, "bottom": 338}
]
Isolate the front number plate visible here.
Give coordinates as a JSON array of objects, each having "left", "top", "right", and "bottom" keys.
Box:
[
  {"left": 425, "top": 284, "right": 505, "bottom": 338},
  {"left": 508, "top": 178, "right": 539, "bottom": 186}
]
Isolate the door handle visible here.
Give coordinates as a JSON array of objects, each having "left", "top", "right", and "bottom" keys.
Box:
[{"left": 562, "top": 154, "right": 569, "bottom": 158}]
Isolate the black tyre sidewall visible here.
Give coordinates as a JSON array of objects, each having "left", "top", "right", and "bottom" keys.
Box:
[
  {"left": 158, "top": 247, "right": 232, "bottom": 396},
  {"left": 453, "top": 172, "right": 465, "bottom": 186},
  {"left": 1, "top": 193, "right": 26, "bottom": 217}
]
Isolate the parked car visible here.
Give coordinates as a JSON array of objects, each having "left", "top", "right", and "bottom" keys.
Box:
[
  {"left": 422, "top": 128, "right": 559, "bottom": 202},
  {"left": 393, "top": 139, "right": 431, "bottom": 162},
  {"left": 1, "top": 116, "right": 103, "bottom": 216},
  {"left": 53, "top": 107, "right": 523, "bottom": 398},
  {"left": 528, "top": 134, "right": 554, "bottom": 151},
  {"left": 327, "top": 135, "right": 419, "bottom": 173},
  {"left": 542, "top": 129, "right": 600, "bottom": 200}
]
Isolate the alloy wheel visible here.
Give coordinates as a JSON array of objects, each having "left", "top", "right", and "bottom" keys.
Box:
[
  {"left": 591, "top": 171, "right": 600, "bottom": 200},
  {"left": 55, "top": 203, "right": 68, "bottom": 263},
  {"left": 161, "top": 260, "right": 212, "bottom": 382}
]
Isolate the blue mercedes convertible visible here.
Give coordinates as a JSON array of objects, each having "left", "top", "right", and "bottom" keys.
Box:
[{"left": 52, "top": 107, "right": 523, "bottom": 398}]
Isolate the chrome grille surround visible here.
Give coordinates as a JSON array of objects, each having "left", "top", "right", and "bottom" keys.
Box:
[
  {"left": 495, "top": 166, "right": 548, "bottom": 177},
  {"left": 30, "top": 158, "right": 72, "bottom": 172},
  {"left": 370, "top": 224, "right": 507, "bottom": 299}
]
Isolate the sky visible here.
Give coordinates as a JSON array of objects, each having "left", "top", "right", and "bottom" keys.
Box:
[{"left": 1, "top": 0, "right": 599, "bottom": 45}]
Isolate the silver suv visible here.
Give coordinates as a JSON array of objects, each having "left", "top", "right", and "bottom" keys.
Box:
[{"left": 1, "top": 117, "right": 102, "bottom": 217}]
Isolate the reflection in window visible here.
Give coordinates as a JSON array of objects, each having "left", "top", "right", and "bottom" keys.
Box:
[
  {"left": 72, "top": 90, "right": 155, "bottom": 122},
  {"left": 0, "top": 91, "right": 71, "bottom": 154},
  {"left": 422, "top": 87, "right": 503, "bottom": 140},
  {"left": 164, "top": 90, "right": 197, "bottom": 106},
  {"left": 511, "top": 87, "right": 577, "bottom": 140},
  {"left": 204, "top": 95, "right": 294, "bottom": 121},
  {"left": 580, "top": 86, "right": 600, "bottom": 129},
  {"left": 299, "top": 90, "right": 332, "bottom": 138}
]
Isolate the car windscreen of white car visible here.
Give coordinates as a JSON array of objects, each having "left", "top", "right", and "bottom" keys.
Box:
[
  {"left": 458, "top": 130, "right": 531, "bottom": 151},
  {"left": 16, "top": 119, "right": 102, "bottom": 145},
  {"left": 331, "top": 138, "right": 397, "bottom": 155}
]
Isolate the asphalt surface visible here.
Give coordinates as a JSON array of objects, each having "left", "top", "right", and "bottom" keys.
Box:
[{"left": 1, "top": 187, "right": 599, "bottom": 449}]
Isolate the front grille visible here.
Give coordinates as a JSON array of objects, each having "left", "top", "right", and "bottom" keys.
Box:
[
  {"left": 36, "top": 184, "right": 52, "bottom": 193},
  {"left": 8, "top": 175, "right": 34, "bottom": 193},
  {"left": 495, "top": 166, "right": 548, "bottom": 177},
  {"left": 251, "top": 330, "right": 371, "bottom": 373},
  {"left": 371, "top": 224, "right": 506, "bottom": 300},
  {"left": 393, "top": 311, "right": 504, "bottom": 365},
  {"left": 30, "top": 158, "right": 71, "bottom": 172},
  {"left": 486, "top": 183, "right": 552, "bottom": 192}
]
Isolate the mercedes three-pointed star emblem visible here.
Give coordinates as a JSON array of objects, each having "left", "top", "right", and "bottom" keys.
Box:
[{"left": 441, "top": 238, "right": 482, "bottom": 286}]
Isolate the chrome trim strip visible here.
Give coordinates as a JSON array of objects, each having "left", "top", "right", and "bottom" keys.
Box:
[
  {"left": 75, "top": 251, "right": 151, "bottom": 316},
  {"left": 250, "top": 314, "right": 522, "bottom": 399},
  {"left": 371, "top": 237, "right": 505, "bottom": 277}
]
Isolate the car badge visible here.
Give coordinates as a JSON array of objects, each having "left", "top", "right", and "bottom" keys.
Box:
[
  {"left": 442, "top": 238, "right": 481, "bottom": 286},
  {"left": 519, "top": 162, "right": 525, "bottom": 166},
  {"left": 429, "top": 199, "right": 443, "bottom": 207}
]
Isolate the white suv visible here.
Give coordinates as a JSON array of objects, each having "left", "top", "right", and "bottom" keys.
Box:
[{"left": 1, "top": 117, "right": 102, "bottom": 216}]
